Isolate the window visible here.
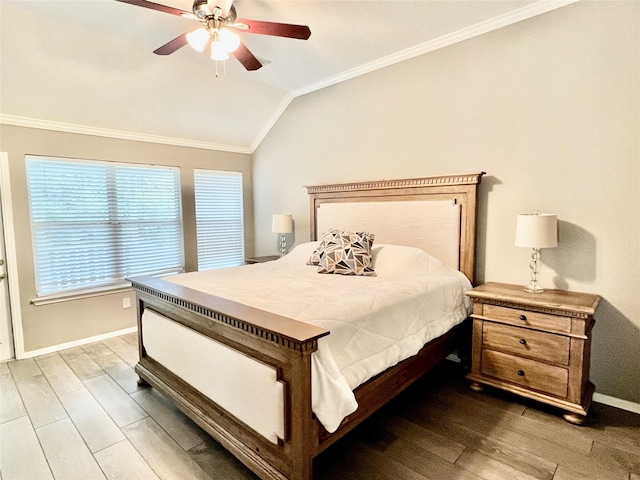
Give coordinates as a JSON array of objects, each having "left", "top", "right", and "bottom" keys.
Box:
[
  {"left": 194, "top": 169, "right": 245, "bottom": 270},
  {"left": 27, "top": 156, "right": 184, "bottom": 297}
]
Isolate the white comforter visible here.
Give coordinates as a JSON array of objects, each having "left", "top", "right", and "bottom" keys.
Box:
[{"left": 166, "top": 242, "right": 472, "bottom": 432}]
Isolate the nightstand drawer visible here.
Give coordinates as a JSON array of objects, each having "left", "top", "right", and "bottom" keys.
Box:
[
  {"left": 481, "top": 350, "right": 568, "bottom": 398},
  {"left": 483, "top": 304, "right": 571, "bottom": 333},
  {"left": 483, "top": 322, "right": 570, "bottom": 366}
]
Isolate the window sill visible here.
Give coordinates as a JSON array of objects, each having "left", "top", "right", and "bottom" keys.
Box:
[{"left": 31, "top": 284, "right": 134, "bottom": 306}]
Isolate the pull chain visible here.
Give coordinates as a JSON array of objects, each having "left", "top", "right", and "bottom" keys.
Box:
[{"left": 214, "top": 60, "right": 227, "bottom": 78}]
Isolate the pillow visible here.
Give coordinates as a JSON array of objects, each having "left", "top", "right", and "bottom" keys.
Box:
[
  {"left": 307, "top": 229, "right": 340, "bottom": 266},
  {"left": 281, "top": 241, "right": 323, "bottom": 262},
  {"left": 370, "top": 244, "right": 432, "bottom": 276},
  {"left": 317, "top": 230, "right": 376, "bottom": 276}
]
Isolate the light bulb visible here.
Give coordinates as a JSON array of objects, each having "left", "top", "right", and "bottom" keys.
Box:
[
  {"left": 219, "top": 28, "right": 240, "bottom": 53},
  {"left": 186, "top": 28, "right": 210, "bottom": 53}
]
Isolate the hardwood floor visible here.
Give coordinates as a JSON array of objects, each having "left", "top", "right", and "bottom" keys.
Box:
[{"left": 1, "top": 332, "right": 638, "bottom": 480}]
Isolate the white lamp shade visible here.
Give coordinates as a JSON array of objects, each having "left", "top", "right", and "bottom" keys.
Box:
[
  {"left": 272, "top": 214, "right": 293, "bottom": 233},
  {"left": 515, "top": 213, "right": 558, "bottom": 248},
  {"left": 219, "top": 28, "right": 240, "bottom": 52},
  {"left": 186, "top": 28, "right": 210, "bottom": 53},
  {"left": 210, "top": 42, "right": 229, "bottom": 61}
]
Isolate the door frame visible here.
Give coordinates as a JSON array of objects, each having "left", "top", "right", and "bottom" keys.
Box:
[{"left": 0, "top": 152, "right": 23, "bottom": 359}]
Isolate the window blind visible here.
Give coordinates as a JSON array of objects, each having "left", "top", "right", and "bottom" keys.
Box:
[
  {"left": 27, "top": 156, "right": 184, "bottom": 296},
  {"left": 194, "top": 169, "right": 245, "bottom": 270}
]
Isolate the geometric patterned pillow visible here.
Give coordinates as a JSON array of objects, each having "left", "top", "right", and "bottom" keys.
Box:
[
  {"left": 317, "top": 230, "right": 376, "bottom": 276},
  {"left": 307, "top": 229, "right": 340, "bottom": 266}
]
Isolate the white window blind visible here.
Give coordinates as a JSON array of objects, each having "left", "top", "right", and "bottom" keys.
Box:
[
  {"left": 27, "top": 156, "right": 184, "bottom": 297},
  {"left": 194, "top": 169, "right": 245, "bottom": 270}
]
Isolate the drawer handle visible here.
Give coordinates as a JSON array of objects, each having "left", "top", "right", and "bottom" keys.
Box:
[
  {"left": 519, "top": 314, "right": 527, "bottom": 321},
  {"left": 517, "top": 370, "right": 525, "bottom": 376},
  {"left": 519, "top": 338, "right": 527, "bottom": 345}
]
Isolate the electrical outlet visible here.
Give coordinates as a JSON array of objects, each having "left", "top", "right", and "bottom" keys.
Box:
[{"left": 122, "top": 297, "right": 131, "bottom": 309}]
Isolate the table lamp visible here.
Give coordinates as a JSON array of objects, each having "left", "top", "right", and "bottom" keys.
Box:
[
  {"left": 515, "top": 212, "right": 558, "bottom": 293},
  {"left": 272, "top": 214, "right": 293, "bottom": 256}
]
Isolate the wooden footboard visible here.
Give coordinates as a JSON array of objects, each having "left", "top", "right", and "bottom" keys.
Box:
[
  {"left": 131, "top": 275, "right": 329, "bottom": 480},
  {"left": 129, "top": 275, "right": 468, "bottom": 480}
]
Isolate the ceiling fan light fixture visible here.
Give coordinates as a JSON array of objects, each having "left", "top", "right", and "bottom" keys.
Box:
[
  {"left": 186, "top": 28, "right": 210, "bottom": 52},
  {"left": 120, "top": 0, "right": 310, "bottom": 72}
]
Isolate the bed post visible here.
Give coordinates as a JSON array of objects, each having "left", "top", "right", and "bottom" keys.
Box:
[
  {"left": 135, "top": 297, "right": 149, "bottom": 387},
  {"left": 288, "top": 349, "right": 315, "bottom": 480}
]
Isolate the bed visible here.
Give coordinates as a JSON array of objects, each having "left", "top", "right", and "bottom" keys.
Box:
[{"left": 129, "top": 172, "right": 484, "bottom": 480}]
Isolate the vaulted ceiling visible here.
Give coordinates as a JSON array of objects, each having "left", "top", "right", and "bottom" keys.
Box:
[{"left": 0, "top": 1, "right": 574, "bottom": 153}]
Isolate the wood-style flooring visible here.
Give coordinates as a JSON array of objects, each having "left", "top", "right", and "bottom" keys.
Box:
[{"left": 1, "top": 332, "right": 639, "bottom": 480}]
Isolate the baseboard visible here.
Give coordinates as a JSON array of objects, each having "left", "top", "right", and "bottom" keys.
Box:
[
  {"left": 21, "top": 326, "right": 138, "bottom": 359},
  {"left": 593, "top": 392, "right": 640, "bottom": 415}
]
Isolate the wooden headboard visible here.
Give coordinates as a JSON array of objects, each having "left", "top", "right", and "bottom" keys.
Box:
[{"left": 306, "top": 172, "right": 484, "bottom": 284}]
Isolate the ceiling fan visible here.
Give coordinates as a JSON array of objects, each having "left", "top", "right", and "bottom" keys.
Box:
[{"left": 115, "top": 0, "right": 311, "bottom": 71}]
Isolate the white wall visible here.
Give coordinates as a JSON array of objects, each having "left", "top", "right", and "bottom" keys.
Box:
[{"left": 252, "top": 2, "right": 640, "bottom": 403}]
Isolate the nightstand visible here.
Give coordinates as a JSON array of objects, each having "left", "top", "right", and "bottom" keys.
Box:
[
  {"left": 466, "top": 282, "right": 601, "bottom": 425},
  {"left": 245, "top": 255, "right": 281, "bottom": 265}
]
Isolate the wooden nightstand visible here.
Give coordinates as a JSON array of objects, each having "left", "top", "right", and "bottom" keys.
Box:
[
  {"left": 245, "top": 255, "right": 281, "bottom": 265},
  {"left": 466, "top": 282, "right": 601, "bottom": 425}
]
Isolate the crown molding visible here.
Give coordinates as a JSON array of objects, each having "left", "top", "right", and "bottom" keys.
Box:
[
  {"left": 292, "top": 0, "right": 579, "bottom": 98},
  {"left": 248, "top": 93, "right": 295, "bottom": 154},
  {"left": 0, "top": 114, "right": 252, "bottom": 154}
]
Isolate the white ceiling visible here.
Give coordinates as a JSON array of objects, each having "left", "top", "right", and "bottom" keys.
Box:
[{"left": 0, "top": 0, "right": 575, "bottom": 153}]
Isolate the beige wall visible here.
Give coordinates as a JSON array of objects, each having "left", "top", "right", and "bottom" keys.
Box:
[
  {"left": 252, "top": 2, "right": 640, "bottom": 403},
  {"left": 0, "top": 125, "right": 253, "bottom": 353}
]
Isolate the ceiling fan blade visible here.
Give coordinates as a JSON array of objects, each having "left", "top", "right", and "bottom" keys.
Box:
[
  {"left": 114, "top": 0, "right": 193, "bottom": 18},
  {"left": 232, "top": 43, "right": 263, "bottom": 71},
  {"left": 234, "top": 19, "right": 311, "bottom": 40},
  {"left": 153, "top": 32, "right": 189, "bottom": 55}
]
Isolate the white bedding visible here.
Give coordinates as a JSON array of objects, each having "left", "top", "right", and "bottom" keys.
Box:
[{"left": 166, "top": 242, "right": 472, "bottom": 433}]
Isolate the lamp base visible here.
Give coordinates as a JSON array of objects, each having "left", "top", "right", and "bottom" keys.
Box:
[
  {"left": 524, "top": 248, "right": 544, "bottom": 293},
  {"left": 279, "top": 233, "right": 287, "bottom": 257},
  {"left": 524, "top": 282, "right": 545, "bottom": 294}
]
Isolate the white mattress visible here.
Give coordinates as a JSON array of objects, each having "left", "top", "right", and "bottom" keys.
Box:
[{"left": 166, "top": 242, "right": 473, "bottom": 433}]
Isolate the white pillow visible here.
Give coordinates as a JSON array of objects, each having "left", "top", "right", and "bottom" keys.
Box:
[
  {"left": 280, "top": 241, "right": 321, "bottom": 263},
  {"left": 370, "top": 244, "right": 433, "bottom": 276}
]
